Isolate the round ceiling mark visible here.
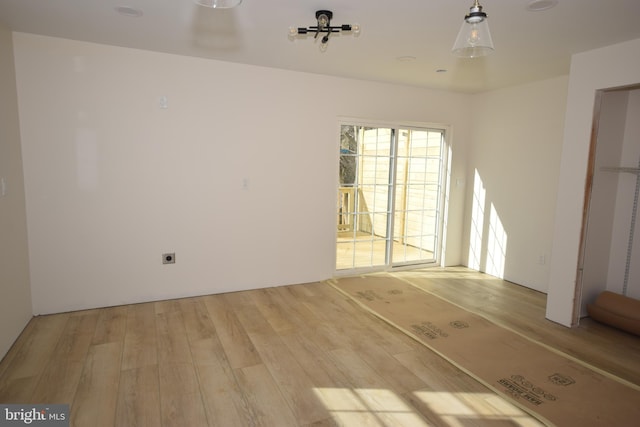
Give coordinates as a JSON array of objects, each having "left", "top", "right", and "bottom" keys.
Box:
[
  {"left": 115, "top": 6, "right": 143, "bottom": 18},
  {"left": 525, "top": 0, "right": 559, "bottom": 12}
]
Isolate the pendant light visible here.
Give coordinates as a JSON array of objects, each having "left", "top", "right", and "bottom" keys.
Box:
[{"left": 452, "top": 0, "right": 494, "bottom": 58}]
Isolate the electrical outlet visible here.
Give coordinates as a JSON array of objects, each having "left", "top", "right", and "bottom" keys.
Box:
[{"left": 162, "top": 253, "right": 175, "bottom": 264}]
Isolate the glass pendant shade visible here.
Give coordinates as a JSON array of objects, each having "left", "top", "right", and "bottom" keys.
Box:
[
  {"left": 452, "top": 18, "right": 494, "bottom": 58},
  {"left": 194, "top": 0, "right": 242, "bottom": 8}
]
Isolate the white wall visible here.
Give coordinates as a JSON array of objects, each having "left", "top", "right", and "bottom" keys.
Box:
[
  {"left": 548, "top": 38, "right": 640, "bottom": 326},
  {"left": 464, "top": 76, "right": 568, "bottom": 292},
  {"left": 0, "top": 25, "right": 32, "bottom": 359},
  {"left": 13, "top": 33, "right": 472, "bottom": 315}
]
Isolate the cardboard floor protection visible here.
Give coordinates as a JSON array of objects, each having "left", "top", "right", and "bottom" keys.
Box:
[{"left": 330, "top": 275, "right": 640, "bottom": 426}]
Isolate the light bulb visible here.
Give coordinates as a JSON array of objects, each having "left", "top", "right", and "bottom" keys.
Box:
[
  {"left": 467, "top": 27, "right": 480, "bottom": 46},
  {"left": 317, "top": 13, "right": 329, "bottom": 29},
  {"left": 351, "top": 24, "right": 361, "bottom": 35},
  {"left": 289, "top": 26, "right": 298, "bottom": 36}
]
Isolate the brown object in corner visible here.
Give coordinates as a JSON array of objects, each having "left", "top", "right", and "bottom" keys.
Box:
[{"left": 587, "top": 291, "right": 640, "bottom": 336}]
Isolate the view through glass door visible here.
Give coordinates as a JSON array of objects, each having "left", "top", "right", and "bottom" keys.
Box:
[{"left": 336, "top": 124, "right": 447, "bottom": 271}]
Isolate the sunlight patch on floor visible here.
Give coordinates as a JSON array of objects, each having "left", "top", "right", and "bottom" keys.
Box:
[
  {"left": 412, "top": 390, "right": 543, "bottom": 427},
  {"left": 313, "top": 387, "right": 429, "bottom": 426},
  {"left": 313, "top": 387, "right": 543, "bottom": 426}
]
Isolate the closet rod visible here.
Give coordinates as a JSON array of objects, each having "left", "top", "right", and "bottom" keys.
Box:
[{"left": 600, "top": 166, "right": 640, "bottom": 174}]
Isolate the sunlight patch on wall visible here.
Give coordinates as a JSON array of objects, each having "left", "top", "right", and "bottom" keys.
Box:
[
  {"left": 486, "top": 203, "right": 508, "bottom": 278},
  {"left": 468, "top": 169, "right": 486, "bottom": 270},
  {"left": 440, "top": 144, "right": 453, "bottom": 266}
]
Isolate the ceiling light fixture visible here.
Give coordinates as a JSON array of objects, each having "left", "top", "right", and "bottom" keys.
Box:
[
  {"left": 289, "top": 10, "right": 360, "bottom": 50},
  {"left": 194, "top": 0, "right": 242, "bottom": 9},
  {"left": 452, "top": 0, "right": 494, "bottom": 58}
]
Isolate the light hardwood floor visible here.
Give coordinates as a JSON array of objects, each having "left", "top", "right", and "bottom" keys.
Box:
[{"left": 0, "top": 268, "right": 638, "bottom": 426}]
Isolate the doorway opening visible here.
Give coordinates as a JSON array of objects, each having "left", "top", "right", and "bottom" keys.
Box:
[
  {"left": 336, "top": 123, "right": 448, "bottom": 272},
  {"left": 576, "top": 84, "right": 640, "bottom": 321}
]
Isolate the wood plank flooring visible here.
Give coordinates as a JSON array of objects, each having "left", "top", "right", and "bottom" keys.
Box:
[{"left": 0, "top": 268, "right": 638, "bottom": 426}]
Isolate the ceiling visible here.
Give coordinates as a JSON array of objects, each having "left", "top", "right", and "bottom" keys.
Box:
[{"left": 1, "top": 0, "right": 639, "bottom": 93}]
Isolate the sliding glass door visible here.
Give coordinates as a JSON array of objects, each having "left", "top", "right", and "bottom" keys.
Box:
[{"left": 336, "top": 123, "right": 447, "bottom": 271}]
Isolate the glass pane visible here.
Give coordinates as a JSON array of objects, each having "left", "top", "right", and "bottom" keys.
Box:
[
  {"left": 339, "top": 155, "right": 356, "bottom": 186},
  {"left": 391, "top": 128, "right": 444, "bottom": 266},
  {"left": 353, "top": 241, "right": 374, "bottom": 268},
  {"left": 336, "top": 240, "right": 356, "bottom": 270},
  {"left": 340, "top": 126, "right": 358, "bottom": 189},
  {"left": 371, "top": 213, "right": 389, "bottom": 239},
  {"left": 370, "top": 239, "right": 387, "bottom": 265}
]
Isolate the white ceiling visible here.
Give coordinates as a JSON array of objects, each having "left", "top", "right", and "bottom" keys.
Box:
[{"left": 1, "top": 0, "right": 639, "bottom": 93}]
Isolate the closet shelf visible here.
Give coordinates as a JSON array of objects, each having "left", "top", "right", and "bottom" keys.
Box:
[{"left": 600, "top": 166, "right": 640, "bottom": 175}]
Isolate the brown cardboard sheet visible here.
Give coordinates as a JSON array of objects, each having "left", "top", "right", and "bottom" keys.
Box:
[{"left": 331, "top": 275, "right": 640, "bottom": 427}]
